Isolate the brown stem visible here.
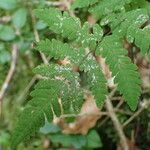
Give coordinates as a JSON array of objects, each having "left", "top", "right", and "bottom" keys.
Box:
[
  {"left": 123, "top": 100, "right": 150, "bottom": 128},
  {"left": 29, "top": 7, "right": 49, "bottom": 65},
  {"left": 0, "top": 44, "right": 18, "bottom": 116},
  {"left": 105, "top": 88, "right": 129, "bottom": 150}
]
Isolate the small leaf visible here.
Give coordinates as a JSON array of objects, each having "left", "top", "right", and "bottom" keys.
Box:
[
  {"left": 72, "top": 0, "right": 98, "bottom": 9},
  {"left": 50, "top": 134, "right": 86, "bottom": 149},
  {"left": 0, "top": 132, "right": 10, "bottom": 146},
  {"left": 0, "top": 0, "right": 16, "bottom": 10},
  {"left": 87, "top": 130, "right": 102, "bottom": 148},
  {"left": 12, "top": 8, "right": 27, "bottom": 28},
  {"left": 0, "top": 43, "right": 5, "bottom": 51},
  {"left": 0, "top": 25, "right": 15, "bottom": 41},
  {"left": 35, "top": 21, "right": 47, "bottom": 30},
  {"left": 0, "top": 50, "right": 11, "bottom": 64},
  {"left": 40, "top": 121, "right": 61, "bottom": 134}
]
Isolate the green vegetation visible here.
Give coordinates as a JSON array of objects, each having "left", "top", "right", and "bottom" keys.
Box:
[{"left": 0, "top": 0, "right": 150, "bottom": 150}]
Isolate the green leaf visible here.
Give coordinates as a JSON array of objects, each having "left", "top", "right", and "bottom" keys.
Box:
[
  {"left": 37, "top": 39, "right": 85, "bottom": 65},
  {"left": 99, "top": 9, "right": 150, "bottom": 54},
  {"left": 35, "top": 8, "right": 103, "bottom": 50},
  {"left": 33, "top": 65, "right": 84, "bottom": 114},
  {"left": 96, "top": 35, "right": 141, "bottom": 110},
  {"left": 35, "top": 8, "right": 81, "bottom": 40},
  {"left": 0, "top": 50, "right": 11, "bottom": 64},
  {"left": 0, "top": 0, "right": 16, "bottom": 10},
  {"left": 72, "top": 0, "right": 98, "bottom": 9},
  {"left": 0, "top": 132, "right": 10, "bottom": 146},
  {"left": 12, "top": 8, "right": 27, "bottom": 28},
  {"left": 127, "top": 25, "right": 150, "bottom": 54},
  {"left": 0, "top": 25, "right": 15, "bottom": 41},
  {"left": 87, "top": 130, "right": 102, "bottom": 148},
  {"left": 50, "top": 134, "right": 86, "bottom": 149},
  {"left": 11, "top": 107, "right": 46, "bottom": 150},
  {"left": 89, "top": 0, "right": 132, "bottom": 19},
  {"left": 81, "top": 54, "right": 108, "bottom": 107},
  {"left": 35, "top": 20, "right": 47, "bottom": 30},
  {"left": 76, "top": 22, "right": 103, "bottom": 50},
  {"left": 40, "top": 121, "right": 61, "bottom": 134}
]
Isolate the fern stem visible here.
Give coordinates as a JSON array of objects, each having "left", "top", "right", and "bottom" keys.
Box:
[{"left": 105, "top": 88, "right": 129, "bottom": 150}]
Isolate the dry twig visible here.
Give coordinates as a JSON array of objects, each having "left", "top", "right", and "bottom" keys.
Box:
[
  {"left": 105, "top": 88, "right": 129, "bottom": 150},
  {"left": 0, "top": 44, "right": 18, "bottom": 115},
  {"left": 29, "top": 7, "right": 49, "bottom": 65},
  {"left": 0, "top": 16, "right": 11, "bottom": 23},
  {"left": 123, "top": 100, "right": 150, "bottom": 128}
]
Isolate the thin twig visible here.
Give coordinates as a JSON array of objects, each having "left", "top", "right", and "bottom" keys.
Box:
[
  {"left": 64, "top": 0, "right": 75, "bottom": 17},
  {"left": 33, "top": 0, "right": 64, "bottom": 7},
  {"left": 15, "top": 7, "right": 50, "bottom": 104},
  {"left": 115, "top": 109, "right": 133, "bottom": 116},
  {"left": 116, "top": 99, "right": 124, "bottom": 108},
  {"left": 123, "top": 100, "right": 150, "bottom": 128},
  {"left": 0, "top": 44, "right": 18, "bottom": 116},
  {"left": 0, "top": 16, "right": 11, "bottom": 24},
  {"left": 45, "top": 1, "right": 64, "bottom": 7},
  {"left": 16, "top": 76, "right": 37, "bottom": 102},
  {"left": 111, "top": 96, "right": 123, "bottom": 101},
  {"left": 59, "top": 111, "right": 108, "bottom": 119},
  {"left": 105, "top": 88, "right": 129, "bottom": 150},
  {"left": 29, "top": 7, "right": 49, "bottom": 65}
]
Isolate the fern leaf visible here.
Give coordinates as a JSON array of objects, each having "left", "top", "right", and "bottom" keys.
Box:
[
  {"left": 100, "top": 9, "right": 150, "bottom": 54},
  {"left": 34, "top": 64, "right": 84, "bottom": 114},
  {"left": 35, "top": 8, "right": 81, "bottom": 40},
  {"left": 12, "top": 3, "right": 149, "bottom": 148},
  {"left": 127, "top": 25, "right": 150, "bottom": 54},
  {"left": 129, "top": 0, "right": 150, "bottom": 11},
  {"left": 76, "top": 22, "right": 103, "bottom": 50},
  {"left": 89, "top": 0, "right": 132, "bottom": 19},
  {"left": 35, "top": 8, "right": 103, "bottom": 50},
  {"left": 96, "top": 35, "right": 141, "bottom": 110},
  {"left": 72, "top": 0, "right": 98, "bottom": 9},
  {"left": 11, "top": 63, "right": 84, "bottom": 149},
  {"left": 11, "top": 106, "right": 51, "bottom": 149},
  {"left": 80, "top": 54, "right": 108, "bottom": 107},
  {"left": 37, "top": 39, "right": 85, "bottom": 65}
]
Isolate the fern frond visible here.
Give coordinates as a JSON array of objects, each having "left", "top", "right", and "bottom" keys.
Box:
[
  {"left": 35, "top": 8, "right": 103, "bottom": 50},
  {"left": 11, "top": 105, "right": 51, "bottom": 149},
  {"left": 33, "top": 64, "right": 84, "bottom": 113},
  {"left": 89, "top": 0, "right": 132, "bottom": 19},
  {"left": 96, "top": 35, "right": 141, "bottom": 110},
  {"left": 76, "top": 22, "right": 103, "bottom": 50},
  {"left": 11, "top": 3, "right": 148, "bottom": 148},
  {"left": 72, "top": 0, "right": 98, "bottom": 9},
  {"left": 129, "top": 0, "right": 150, "bottom": 11},
  {"left": 37, "top": 39, "right": 85, "bottom": 65},
  {"left": 127, "top": 25, "right": 150, "bottom": 54},
  {"left": 11, "top": 63, "right": 84, "bottom": 149},
  {"left": 34, "top": 8, "right": 81, "bottom": 40},
  {"left": 80, "top": 54, "right": 108, "bottom": 107},
  {"left": 100, "top": 9, "right": 150, "bottom": 54}
]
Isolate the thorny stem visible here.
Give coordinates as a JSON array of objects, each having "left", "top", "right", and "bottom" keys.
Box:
[
  {"left": 105, "top": 88, "right": 129, "bottom": 150},
  {"left": 0, "top": 44, "right": 18, "bottom": 116}
]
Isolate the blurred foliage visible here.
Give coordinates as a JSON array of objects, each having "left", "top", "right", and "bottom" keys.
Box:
[{"left": 0, "top": 0, "right": 150, "bottom": 150}]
